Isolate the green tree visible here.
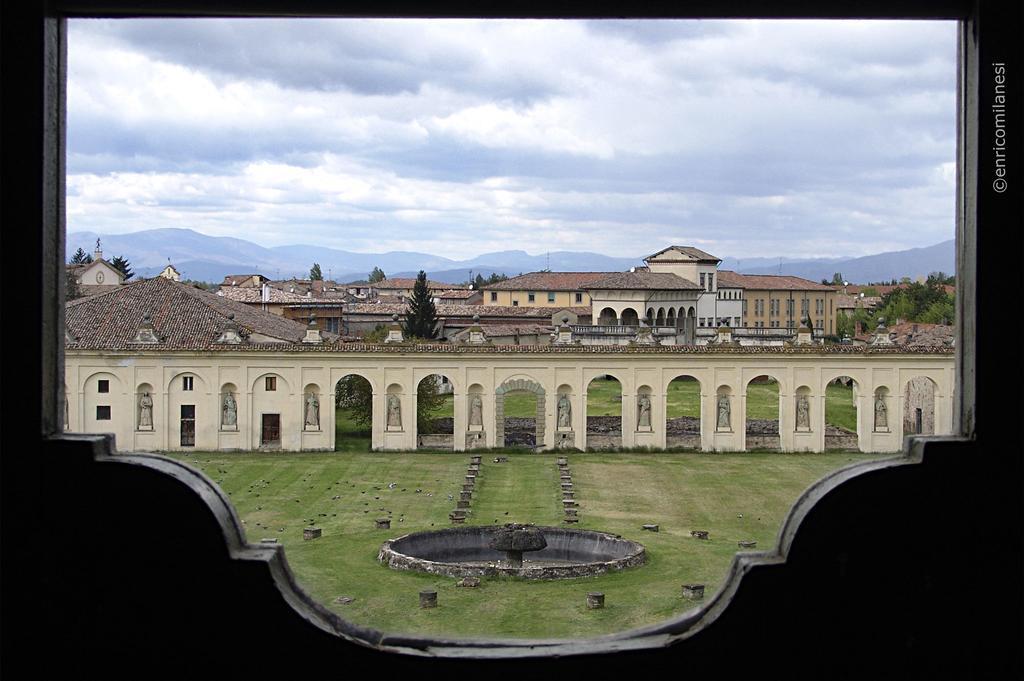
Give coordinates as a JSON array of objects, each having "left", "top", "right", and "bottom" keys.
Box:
[
  {"left": 831, "top": 272, "right": 844, "bottom": 286},
  {"left": 70, "top": 247, "right": 92, "bottom": 264},
  {"left": 309, "top": 263, "right": 323, "bottom": 281},
  {"left": 926, "top": 271, "right": 955, "bottom": 286},
  {"left": 485, "top": 272, "right": 508, "bottom": 285},
  {"left": 918, "top": 294, "right": 955, "bottom": 325},
  {"left": 416, "top": 376, "right": 448, "bottom": 434},
  {"left": 860, "top": 286, "right": 879, "bottom": 297},
  {"left": 65, "top": 267, "right": 83, "bottom": 301},
  {"left": 368, "top": 266, "right": 386, "bottom": 283},
  {"left": 110, "top": 255, "right": 134, "bottom": 281},
  {"left": 473, "top": 273, "right": 486, "bottom": 290},
  {"left": 403, "top": 271, "right": 439, "bottom": 339}
]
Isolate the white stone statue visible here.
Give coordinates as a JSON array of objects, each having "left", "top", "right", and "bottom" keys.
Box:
[
  {"left": 796, "top": 394, "right": 810, "bottom": 429},
  {"left": 387, "top": 394, "right": 402, "bottom": 428},
  {"left": 305, "top": 392, "right": 320, "bottom": 429},
  {"left": 469, "top": 394, "right": 483, "bottom": 427},
  {"left": 637, "top": 393, "right": 652, "bottom": 428},
  {"left": 717, "top": 394, "right": 731, "bottom": 429},
  {"left": 138, "top": 392, "right": 153, "bottom": 429},
  {"left": 222, "top": 392, "right": 237, "bottom": 428},
  {"left": 63, "top": 394, "right": 69, "bottom": 431},
  {"left": 557, "top": 394, "right": 572, "bottom": 429},
  {"left": 875, "top": 395, "right": 888, "bottom": 429}
]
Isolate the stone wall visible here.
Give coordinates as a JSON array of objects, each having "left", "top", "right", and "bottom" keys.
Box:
[{"left": 904, "top": 376, "right": 936, "bottom": 435}]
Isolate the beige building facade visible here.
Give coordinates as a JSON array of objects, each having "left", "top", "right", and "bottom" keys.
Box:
[{"left": 66, "top": 346, "right": 953, "bottom": 455}]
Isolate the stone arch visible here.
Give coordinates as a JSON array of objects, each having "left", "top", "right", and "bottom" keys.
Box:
[
  {"left": 494, "top": 377, "right": 546, "bottom": 448},
  {"left": 416, "top": 373, "right": 455, "bottom": 450},
  {"left": 167, "top": 370, "right": 208, "bottom": 394},
  {"left": 666, "top": 308, "right": 676, "bottom": 327},
  {"left": 252, "top": 372, "right": 291, "bottom": 449},
  {"left": 744, "top": 375, "right": 781, "bottom": 450},
  {"left": 824, "top": 375, "right": 859, "bottom": 450},
  {"left": 621, "top": 308, "right": 639, "bottom": 325},
  {"left": 597, "top": 307, "right": 617, "bottom": 325},
  {"left": 586, "top": 373, "right": 623, "bottom": 449},
  {"left": 250, "top": 371, "right": 289, "bottom": 394},
  {"left": 903, "top": 376, "right": 937, "bottom": 435},
  {"left": 666, "top": 373, "right": 702, "bottom": 449},
  {"left": 646, "top": 308, "right": 655, "bottom": 325},
  {"left": 635, "top": 384, "right": 654, "bottom": 432},
  {"left": 334, "top": 373, "right": 374, "bottom": 451},
  {"left": 656, "top": 307, "right": 665, "bottom": 325}
]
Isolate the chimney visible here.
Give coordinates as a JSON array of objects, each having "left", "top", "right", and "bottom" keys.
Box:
[
  {"left": 302, "top": 313, "right": 322, "bottom": 344},
  {"left": 384, "top": 314, "right": 404, "bottom": 343}
]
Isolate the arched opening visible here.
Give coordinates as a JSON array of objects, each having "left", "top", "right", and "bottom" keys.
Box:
[
  {"left": 825, "top": 376, "right": 859, "bottom": 450},
  {"left": 334, "top": 374, "right": 373, "bottom": 452},
  {"left": 587, "top": 375, "right": 622, "bottom": 449},
  {"left": 666, "top": 308, "right": 676, "bottom": 328},
  {"left": 597, "top": 307, "right": 617, "bottom": 325},
  {"left": 656, "top": 307, "right": 665, "bottom": 326},
  {"left": 495, "top": 377, "right": 545, "bottom": 449},
  {"left": 416, "top": 373, "right": 454, "bottom": 450},
  {"left": 466, "top": 383, "right": 486, "bottom": 450},
  {"left": 620, "top": 308, "right": 639, "bottom": 326},
  {"left": 745, "top": 375, "right": 780, "bottom": 451},
  {"left": 666, "top": 375, "right": 701, "bottom": 449},
  {"left": 904, "top": 376, "right": 937, "bottom": 435},
  {"left": 252, "top": 373, "right": 288, "bottom": 450},
  {"left": 646, "top": 308, "right": 655, "bottom": 325}
]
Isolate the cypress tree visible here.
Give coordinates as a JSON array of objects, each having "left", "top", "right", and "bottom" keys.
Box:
[{"left": 403, "top": 271, "right": 438, "bottom": 339}]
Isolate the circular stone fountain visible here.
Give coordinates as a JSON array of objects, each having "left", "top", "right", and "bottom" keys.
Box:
[{"left": 378, "top": 523, "right": 646, "bottom": 579}]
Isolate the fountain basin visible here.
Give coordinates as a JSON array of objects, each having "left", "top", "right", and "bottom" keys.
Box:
[{"left": 378, "top": 525, "right": 646, "bottom": 579}]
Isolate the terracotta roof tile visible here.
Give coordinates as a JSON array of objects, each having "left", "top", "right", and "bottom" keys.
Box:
[
  {"left": 717, "top": 271, "right": 836, "bottom": 292},
  {"left": 482, "top": 272, "right": 612, "bottom": 291},
  {"left": 587, "top": 272, "right": 701, "bottom": 290},
  {"left": 65, "top": 277, "right": 332, "bottom": 350}
]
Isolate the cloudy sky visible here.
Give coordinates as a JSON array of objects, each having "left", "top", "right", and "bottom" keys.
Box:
[{"left": 67, "top": 19, "right": 956, "bottom": 261}]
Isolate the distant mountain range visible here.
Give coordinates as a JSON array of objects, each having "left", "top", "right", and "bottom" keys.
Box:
[{"left": 67, "top": 228, "right": 954, "bottom": 286}]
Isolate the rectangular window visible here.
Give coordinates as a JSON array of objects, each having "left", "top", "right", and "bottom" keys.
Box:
[
  {"left": 734, "top": 317, "right": 741, "bottom": 326},
  {"left": 708, "top": 274, "right": 714, "bottom": 291},
  {"left": 96, "top": 406, "right": 111, "bottom": 420},
  {"left": 512, "top": 300, "right": 518, "bottom": 307},
  {"left": 182, "top": 376, "right": 193, "bottom": 391},
  {"left": 528, "top": 292, "right": 535, "bottom": 302},
  {"left": 548, "top": 292, "right": 555, "bottom": 303},
  {"left": 490, "top": 292, "right": 497, "bottom": 302},
  {"left": 266, "top": 376, "right": 277, "bottom": 391},
  {"left": 98, "top": 379, "right": 109, "bottom": 393},
  {"left": 575, "top": 293, "right": 583, "bottom": 303},
  {"left": 700, "top": 273, "right": 705, "bottom": 288}
]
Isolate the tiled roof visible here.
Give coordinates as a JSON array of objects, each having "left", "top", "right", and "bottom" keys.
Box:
[
  {"left": 482, "top": 272, "right": 611, "bottom": 291},
  {"left": 435, "top": 289, "right": 480, "bottom": 299},
  {"left": 716, "top": 271, "right": 836, "bottom": 292},
  {"left": 587, "top": 272, "right": 701, "bottom": 290},
  {"left": 375, "top": 278, "right": 468, "bottom": 290},
  {"left": 343, "top": 302, "right": 589, "bottom": 318},
  {"left": 888, "top": 322, "right": 956, "bottom": 346},
  {"left": 835, "top": 294, "right": 881, "bottom": 309},
  {"left": 216, "top": 287, "right": 310, "bottom": 304},
  {"left": 644, "top": 245, "right": 720, "bottom": 263},
  {"left": 65, "top": 276, "right": 331, "bottom": 350},
  {"left": 453, "top": 324, "right": 553, "bottom": 337}
]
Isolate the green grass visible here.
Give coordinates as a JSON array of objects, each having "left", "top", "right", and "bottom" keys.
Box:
[
  {"left": 666, "top": 377, "right": 701, "bottom": 418},
  {"left": 164, "top": 449, "right": 889, "bottom": 640},
  {"left": 825, "top": 382, "right": 857, "bottom": 433},
  {"left": 587, "top": 377, "right": 623, "bottom": 416}
]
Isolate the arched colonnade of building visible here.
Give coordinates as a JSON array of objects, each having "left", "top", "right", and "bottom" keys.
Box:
[{"left": 65, "top": 347, "right": 954, "bottom": 453}]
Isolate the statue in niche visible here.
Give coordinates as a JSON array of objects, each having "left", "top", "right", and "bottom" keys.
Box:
[
  {"left": 387, "top": 394, "right": 402, "bottom": 429},
  {"left": 305, "top": 392, "right": 320, "bottom": 429},
  {"left": 138, "top": 392, "right": 153, "bottom": 429},
  {"left": 874, "top": 394, "right": 888, "bottom": 429},
  {"left": 222, "top": 392, "right": 237, "bottom": 428},
  {"left": 637, "top": 393, "right": 652, "bottom": 428},
  {"left": 796, "top": 394, "right": 810, "bottom": 429},
  {"left": 717, "top": 394, "right": 731, "bottom": 429},
  {"left": 469, "top": 394, "right": 483, "bottom": 427},
  {"left": 63, "top": 394, "right": 69, "bottom": 431},
  {"left": 557, "top": 393, "right": 572, "bottom": 429}
]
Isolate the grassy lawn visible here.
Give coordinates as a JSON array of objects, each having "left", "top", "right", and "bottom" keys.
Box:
[
  {"left": 666, "top": 377, "right": 701, "bottom": 418},
  {"left": 165, "top": 449, "right": 888, "bottom": 640},
  {"left": 587, "top": 377, "right": 623, "bottom": 416},
  {"left": 825, "top": 382, "right": 857, "bottom": 433}
]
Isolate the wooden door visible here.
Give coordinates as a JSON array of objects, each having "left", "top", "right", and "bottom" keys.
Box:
[
  {"left": 261, "top": 414, "right": 280, "bottom": 446},
  {"left": 180, "top": 405, "right": 195, "bottom": 447}
]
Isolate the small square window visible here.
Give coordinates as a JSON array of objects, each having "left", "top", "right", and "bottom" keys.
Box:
[
  {"left": 490, "top": 292, "right": 497, "bottom": 302},
  {"left": 182, "top": 376, "right": 193, "bottom": 391},
  {"left": 97, "top": 379, "right": 109, "bottom": 393},
  {"left": 96, "top": 406, "right": 111, "bottom": 420},
  {"left": 266, "top": 376, "right": 277, "bottom": 391},
  {"left": 575, "top": 293, "right": 583, "bottom": 303},
  {"left": 528, "top": 293, "right": 535, "bottom": 302},
  {"left": 548, "top": 292, "right": 555, "bottom": 303},
  {"left": 512, "top": 300, "right": 518, "bottom": 307}
]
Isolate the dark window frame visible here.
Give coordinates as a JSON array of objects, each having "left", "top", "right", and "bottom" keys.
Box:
[
  {"left": 96, "top": 405, "right": 111, "bottom": 420},
  {"left": 17, "top": 0, "right": 1018, "bottom": 668},
  {"left": 97, "top": 379, "right": 109, "bottom": 393}
]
